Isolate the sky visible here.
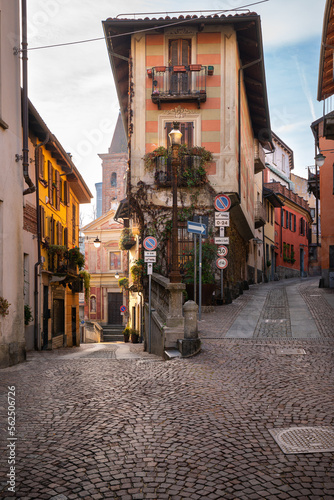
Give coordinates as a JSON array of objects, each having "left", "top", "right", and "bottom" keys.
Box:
[{"left": 26, "top": 0, "right": 327, "bottom": 224}]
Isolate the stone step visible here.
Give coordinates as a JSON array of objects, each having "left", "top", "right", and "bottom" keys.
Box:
[{"left": 103, "top": 334, "right": 124, "bottom": 342}]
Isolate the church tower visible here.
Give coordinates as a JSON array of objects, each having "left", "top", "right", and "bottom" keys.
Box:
[{"left": 98, "top": 112, "right": 128, "bottom": 215}]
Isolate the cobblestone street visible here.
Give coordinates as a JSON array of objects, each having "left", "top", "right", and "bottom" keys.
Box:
[{"left": 1, "top": 277, "right": 334, "bottom": 499}]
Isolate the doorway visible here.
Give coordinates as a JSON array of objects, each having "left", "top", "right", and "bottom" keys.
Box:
[
  {"left": 300, "top": 248, "right": 304, "bottom": 276},
  {"left": 42, "top": 286, "right": 49, "bottom": 349},
  {"left": 107, "top": 293, "right": 123, "bottom": 325},
  {"left": 72, "top": 307, "right": 77, "bottom": 346}
]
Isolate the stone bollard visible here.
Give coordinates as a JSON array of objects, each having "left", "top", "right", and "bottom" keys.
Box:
[{"left": 183, "top": 300, "right": 198, "bottom": 339}]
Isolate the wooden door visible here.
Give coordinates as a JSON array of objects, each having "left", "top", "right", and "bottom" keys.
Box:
[{"left": 108, "top": 293, "right": 123, "bottom": 325}]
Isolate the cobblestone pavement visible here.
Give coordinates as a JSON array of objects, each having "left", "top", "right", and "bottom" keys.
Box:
[{"left": 0, "top": 278, "right": 334, "bottom": 499}]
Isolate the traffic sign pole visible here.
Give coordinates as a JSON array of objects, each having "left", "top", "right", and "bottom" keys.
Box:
[
  {"left": 194, "top": 234, "right": 197, "bottom": 305},
  {"left": 148, "top": 272, "right": 152, "bottom": 353},
  {"left": 199, "top": 217, "right": 202, "bottom": 320},
  {"left": 221, "top": 269, "right": 223, "bottom": 303}
]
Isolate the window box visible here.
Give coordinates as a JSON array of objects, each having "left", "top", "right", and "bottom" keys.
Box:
[
  {"left": 189, "top": 64, "right": 202, "bottom": 71},
  {"left": 173, "top": 65, "right": 186, "bottom": 72},
  {"left": 155, "top": 66, "right": 166, "bottom": 72},
  {"left": 208, "top": 65, "right": 214, "bottom": 75}
]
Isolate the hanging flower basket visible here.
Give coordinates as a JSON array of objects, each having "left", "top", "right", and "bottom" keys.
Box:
[
  {"left": 189, "top": 64, "right": 202, "bottom": 71},
  {"left": 119, "top": 228, "right": 136, "bottom": 251}
]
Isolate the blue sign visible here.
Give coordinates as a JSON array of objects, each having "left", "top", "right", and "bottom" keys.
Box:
[
  {"left": 187, "top": 221, "right": 207, "bottom": 236},
  {"left": 120, "top": 305, "right": 127, "bottom": 313},
  {"left": 214, "top": 194, "right": 231, "bottom": 212},
  {"left": 143, "top": 236, "right": 158, "bottom": 250}
]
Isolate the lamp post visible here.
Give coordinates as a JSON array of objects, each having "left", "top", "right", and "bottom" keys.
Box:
[
  {"left": 168, "top": 122, "right": 182, "bottom": 283},
  {"left": 314, "top": 152, "right": 326, "bottom": 247}
]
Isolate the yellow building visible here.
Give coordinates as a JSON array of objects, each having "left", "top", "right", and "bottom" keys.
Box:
[{"left": 24, "top": 101, "right": 92, "bottom": 350}]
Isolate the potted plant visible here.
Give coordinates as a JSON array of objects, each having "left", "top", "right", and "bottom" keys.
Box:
[
  {"left": 184, "top": 240, "right": 216, "bottom": 306},
  {"left": 68, "top": 246, "right": 85, "bottom": 270},
  {"left": 118, "top": 277, "right": 129, "bottom": 290},
  {"left": 130, "top": 329, "right": 140, "bottom": 343},
  {"left": 119, "top": 228, "right": 136, "bottom": 251},
  {"left": 122, "top": 327, "right": 131, "bottom": 343}
]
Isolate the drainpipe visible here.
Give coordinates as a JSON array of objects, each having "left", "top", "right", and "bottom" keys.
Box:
[
  {"left": 238, "top": 58, "right": 262, "bottom": 200},
  {"left": 34, "top": 134, "right": 49, "bottom": 350},
  {"left": 22, "top": 0, "right": 36, "bottom": 196}
]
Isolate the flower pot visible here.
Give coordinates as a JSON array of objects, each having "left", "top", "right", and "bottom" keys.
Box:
[
  {"left": 189, "top": 64, "right": 202, "bottom": 71},
  {"left": 147, "top": 69, "right": 152, "bottom": 78},
  {"left": 123, "top": 334, "right": 130, "bottom": 343},
  {"left": 173, "top": 65, "right": 186, "bottom": 72},
  {"left": 121, "top": 239, "right": 136, "bottom": 250},
  {"left": 131, "top": 334, "right": 139, "bottom": 344}
]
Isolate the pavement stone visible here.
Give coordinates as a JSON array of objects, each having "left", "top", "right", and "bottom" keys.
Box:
[{"left": 0, "top": 277, "right": 333, "bottom": 499}]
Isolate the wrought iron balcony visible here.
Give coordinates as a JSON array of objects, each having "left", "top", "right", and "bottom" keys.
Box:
[
  {"left": 150, "top": 65, "right": 207, "bottom": 109},
  {"left": 154, "top": 155, "right": 206, "bottom": 188},
  {"left": 308, "top": 167, "right": 320, "bottom": 197}
]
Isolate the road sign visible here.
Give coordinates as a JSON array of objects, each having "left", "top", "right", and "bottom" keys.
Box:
[
  {"left": 144, "top": 251, "right": 156, "bottom": 257},
  {"left": 215, "top": 218, "right": 230, "bottom": 227},
  {"left": 215, "top": 212, "right": 230, "bottom": 220},
  {"left": 215, "top": 237, "right": 230, "bottom": 245},
  {"left": 216, "top": 257, "right": 228, "bottom": 270},
  {"left": 217, "top": 245, "right": 228, "bottom": 257},
  {"left": 193, "top": 215, "right": 208, "bottom": 237},
  {"left": 143, "top": 236, "right": 158, "bottom": 251},
  {"left": 219, "top": 227, "right": 225, "bottom": 237},
  {"left": 120, "top": 305, "right": 127, "bottom": 313},
  {"left": 214, "top": 194, "right": 231, "bottom": 212},
  {"left": 144, "top": 256, "right": 156, "bottom": 263},
  {"left": 147, "top": 262, "right": 153, "bottom": 275},
  {"left": 187, "top": 220, "right": 207, "bottom": 235}
]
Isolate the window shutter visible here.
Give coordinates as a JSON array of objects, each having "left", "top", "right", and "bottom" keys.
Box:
[
  {"left": 50, "top": 215, "right": 54, "bottom": 244},
  {"left": 40, "top": 206, "right": 45, "bottom": 238},
  {"left": 294, "top": 214, "right": 296, "bottom": 232},
  {"left": 64, "top": 227, "right": 68, "bottom": 249},
  {"left": 281, "top": 209, "right": 284, "bottom": 227},
  {"left": 48, "top": 161, "right": 53, "bottom": 204},
  {"left": 65, "top": 181, "right": 70, "bottom": 206},
  {"left": 55, "top": 170, "right": 60, "bottom": 210}
]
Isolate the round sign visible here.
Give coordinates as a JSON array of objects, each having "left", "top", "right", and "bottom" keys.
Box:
[
  {"left": 143, "top": 236, "right": 158, "bottom": 251},
  {"left": 217, "top": 245, "right": 228, "bottom": 257},
  {"left": 214, "top": 194, "right": 231, "bottom": 212},
  {"left": 120, "top": 305, "right": 127, "bottom": 313},
  {"left": 216, "top": 257, "right": 228, "bottom": 270}
]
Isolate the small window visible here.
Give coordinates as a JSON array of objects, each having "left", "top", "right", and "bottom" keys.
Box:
[{"left": 111, "top": 172, "right": 117, "bottom": 187}]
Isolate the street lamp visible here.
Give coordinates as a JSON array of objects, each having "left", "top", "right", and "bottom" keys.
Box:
[
  {"left": 314, "top": 153, "right": 325, "bottom": 247},
  {"left": 315, "top": 153, "right": 326, "bottom": 167},
  {"left": 115, "top": 272, "right": 119, "bottom": 280},
  {"left": 93, "top": 236, "right": 101, "bottom": 248},
  {"left": 168, "top": 122, "right": 182, "bottom": 283}
]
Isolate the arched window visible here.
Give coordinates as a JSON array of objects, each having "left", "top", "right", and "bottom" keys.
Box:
[{"left": 111, "top": 172, "right": 117, "bottom": 187}]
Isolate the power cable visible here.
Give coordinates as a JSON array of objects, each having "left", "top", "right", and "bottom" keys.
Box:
[{"left": 22, "top": 1, "right": 269, "bottom": 52}]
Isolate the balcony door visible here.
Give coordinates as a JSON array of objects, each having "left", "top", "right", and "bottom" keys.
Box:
[{"left": 169, "top": 39, "right": 191, "bottom": 94}]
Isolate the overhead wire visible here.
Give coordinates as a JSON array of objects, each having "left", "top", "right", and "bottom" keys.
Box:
[{"left": 23, "top": 0, "right": 269, "bottom": 52}]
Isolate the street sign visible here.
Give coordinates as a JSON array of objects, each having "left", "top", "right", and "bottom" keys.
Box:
[
  {"left": 214, "top": 194, "right": 231, "bottom": 212},
  {"left": 193, "top": 215, "right": 208, "bottom": 237},
  {"left": 144, "top": 256, "right": 156, "bottom": 263},
  {"left": 215, "top": 218, "right": 230, "bottom": 227},
  {"left": 215, "top": 212, "right": 230, "bottom": 220},
  {"left": 216, "top": 257, "right": 228, "bottom": 269},
  {"left": 120, "top": 305, "right": 127, "bottom": 313},
  {"left": 219, "top": 227, "right": 225, "bottom": 237},
  {"left": 217, "top": 245, "right": 228, "bottom": 257},
  {"left": 147, "top": 262, "right": 153, "bottom": 275},
  {"left": 143, "top": 236, "right": 158, "bottom": 251},
  {"left": 144, "top": 251, "right": 156, "bottom": 257},
  {"left": 187, "top": 220, "right": 207, "bottom": 235},
  {"left": 215, "top": 237, "right": 230, "bottom": 245}
]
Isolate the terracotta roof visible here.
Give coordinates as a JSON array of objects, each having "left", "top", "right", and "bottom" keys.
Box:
[{"left": 318, "top": 0, "right": 334, "bottom": 100}]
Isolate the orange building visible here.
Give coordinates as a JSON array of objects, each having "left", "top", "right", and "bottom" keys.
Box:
[{"left": 313, "top": 0, "right": 334, "bottom": 288}]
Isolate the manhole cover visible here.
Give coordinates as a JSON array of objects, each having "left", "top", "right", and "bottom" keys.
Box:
[
  {"left": 269, "top": 427, "right": 334, "bottom": 454},
  {"left": 276, "top": 348, "right": 306, "bottom": 355}
]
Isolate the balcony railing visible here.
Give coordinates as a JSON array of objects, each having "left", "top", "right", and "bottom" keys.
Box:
[
  {"left": 150, "top": 65, "right": 207, "bottom": 108},
  {"left": 48, "top": 254, "right": 78, "bottom": 275},
  {"left": 255, "top": 201, "right": 266, "bottom": 228},
  {"left": 308, "top": 167, "right": 320, "bottom": 197},
  {"left": 154, "top": 155, "right": 206, "bottom": 187},
  {"left": 254, "top": 139, "right": 266, "bottom": 174}
]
